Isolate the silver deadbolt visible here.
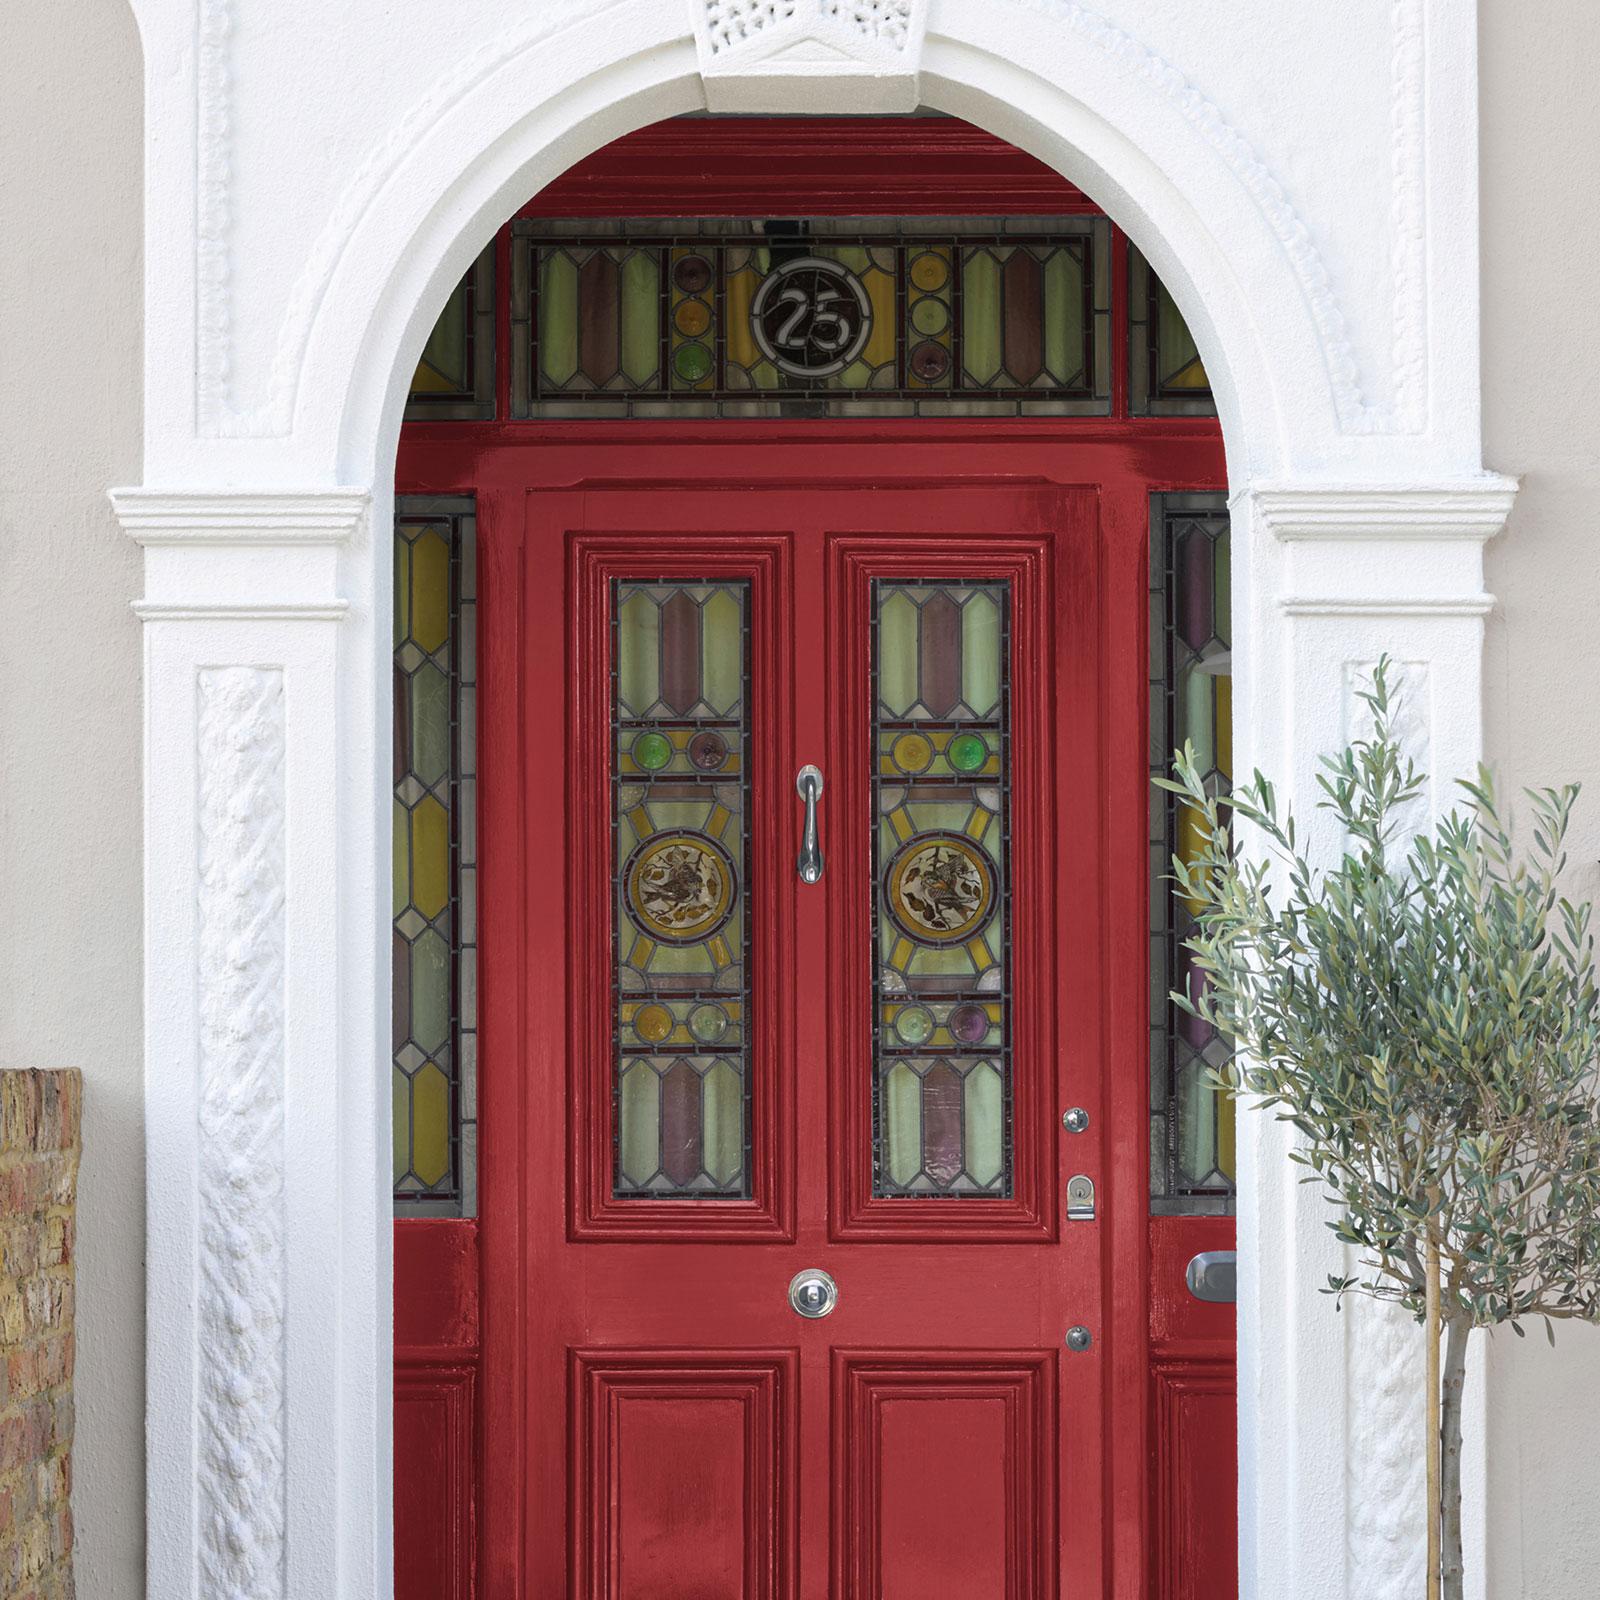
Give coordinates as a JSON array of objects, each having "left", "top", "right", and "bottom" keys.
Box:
[
  {"left": 788, "top": 1268, "right": 838, "bottom": 1319},
  {"left": 1066, "top": 1174, "right": 1096, "bottom": 1220},
  {"left": 1065, "top": 1325, "right": 1093, "bottom": 1353}
]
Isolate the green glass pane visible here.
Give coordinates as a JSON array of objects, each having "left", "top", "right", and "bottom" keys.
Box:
[
  {"left": 618, "top": 589, "right": 660, "bottom": 714},
  {"left": 412, "top": 282, "right": 468, "bottom": 395},
  {"left": 964, "top": 1063, "right": 1003, "bottom": 1187},
  {"left": 878, "top": 590, "right": 919, "bottom": 715},
  {"left": 1157, "top": 281, "right": 1208, "bottom": 390},
  {"left": 1177, "top": 1057, "right": 1217, "bottom": 1186},
  {"left": 394, "top": 534, "right": 410, "bottom": 650},
  {"left": 1042, "top": 248, "right": 1083, "bottom": 385},
  {"left": 1177, "top": 664, "right": 1215, "bottom": 775},
  {"left": 540, "top": 250, "right": 579, "bottom": 387},
  {"left": 620, "top": 250, "right": 661, "bottom": 386},
  {"left": 885, "top": 1064, "right": 921, "bottom": 1187},
  {"left": 701, "top": 588, "right": 742, "bottom": 716},
  {"left": 410, "top": 661, "right": 450, "bottom": 788},
  {"left": 703, "top": 1061, "right": 743, "bottom": 1187},
  {"left": 410, "top": 928, "right": 449, "bottom": 1055},
  {"left": 960, "top": 590, "right": 1001, "bottom": 717},
  {"left": 619, "top": 1063, "right": 660, "bottom": 1188},
  {"left": 961, "top": 250, "right": 1001, "bottom": 385}
]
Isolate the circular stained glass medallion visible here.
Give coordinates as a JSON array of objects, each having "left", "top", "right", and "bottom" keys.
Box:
[
  {"left": 632, "top": 731, "right": 672, "bottom": 771},
  {"left": 947, "top": 732, "right": 988, "bottom": 773},
  {"left": 890, "top": 732, "right": 933, "bottom": 774},
  {"left": 893, "top": 1005, "right": 936, "bottom": 1046},
  {"left": 673, "top": 254, "right": 713, "bottom": 294},
  {"left": 688, "top": 1003, "right": 731, "bottom": 1045},
  {"left": 687, "top": 730, "right": 729, "bottom": 771},
  {"left": 674, "top": 299, "right": 712, "bottom": 337},
  {"left": 949, "top": 1003, "right": 990, "bottom": 1044},
  {"left": 885, "top": 833, "right": 996, "bottom": 946},
  {"left": 623, "top": 831, "right": 737, "bottom": 946},
  {"left": 674, "top": 342, "right": 713, "bottom": 384},
  {"left": 910, "top": 341, "right": 950, "bottom": 383},
  {"left": 750, "top": 256, "right": 873, "bottom": 379},
  {"left": 634, "top": 1003, "right": 674, "bottom": 1044}
]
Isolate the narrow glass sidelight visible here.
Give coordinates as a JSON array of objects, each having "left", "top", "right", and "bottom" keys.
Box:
[
  {"left": 612, "top": 580, "right": 752, "bottom": 1197},
  {"left": 871, "top": 580, "right": 1013, "bottom": 1197}
]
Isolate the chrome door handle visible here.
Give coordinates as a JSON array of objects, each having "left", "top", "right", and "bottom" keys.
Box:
[{"left": 796, "top": 765, "right": 824, "bottom": 884}]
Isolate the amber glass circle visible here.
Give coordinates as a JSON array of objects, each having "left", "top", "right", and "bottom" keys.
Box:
[{"left": 674, "top": 298, "right": 712, "bottom": 337}]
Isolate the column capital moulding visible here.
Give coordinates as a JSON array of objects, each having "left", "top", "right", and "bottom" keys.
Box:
[
  {"left": 109, "top": 486, "right": 370, "bottom": 546},
  {"left": 1235, "top": 478, "right": 1519, "bottom": 542}
]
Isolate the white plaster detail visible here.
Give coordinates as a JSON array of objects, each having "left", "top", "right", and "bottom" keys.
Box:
[
  {"left": 113, "top": 489, "right": 368, "bottom": 545},
  {"left": 693, "top": 0, "right": 928, "bottom": 112},
  {"left": 196, "top": 666, "right": 288, "bottom": 1600},
  {"left": 195, "top": 0, "right": 235, "bottom": 436},
  {"left": 134, "top": 601, "right": 351, "bottom": 622},
  {"left": 1388, "top": 0, "right": 1427, "bottom": 434},
  {"left": 1247, "top": 482, "right": 1518, "bottom": 541},
  {"left": 1345, "top": 1294, "right": 1428, "bottom": 1599},
  {"left": 1280, "top": 595, "right": 1495, "bottom": 617}
]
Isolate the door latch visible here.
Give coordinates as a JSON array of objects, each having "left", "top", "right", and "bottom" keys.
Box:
[
  {"left": 795, "top": 765, "right": 824, "bottom": 884},
  {"left": 1066, "top": 1174, "right": 1095, "bottom": 1221}
]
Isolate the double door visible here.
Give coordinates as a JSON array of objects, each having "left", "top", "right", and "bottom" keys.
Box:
[{"left": 484, "top": 475, "right": 1141, "bottom": 1597}]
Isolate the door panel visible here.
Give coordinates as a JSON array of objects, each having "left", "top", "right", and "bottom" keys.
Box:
[{"left": 515, "top": 480, "right": 1107, "bottom": 1598}]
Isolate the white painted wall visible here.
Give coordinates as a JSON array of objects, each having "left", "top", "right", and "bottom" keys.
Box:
[
  {"left": 3, "top": 0, "right": 1598, "bottom": 1595},
  {"left": 1481, "top": 6, "right": 1600, "bottom": 1594},
  {"left": 0, "top": 3, "right": 145, "bottom": 1596}
]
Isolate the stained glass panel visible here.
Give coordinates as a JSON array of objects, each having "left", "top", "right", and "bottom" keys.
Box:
[
  {"left": 405, "top": 247, "right": 497, "bottom": 421},
  {"left": 613, "top": 580, "right": 752, "bottom": 1197},
  {"left": 1149, "top": 494, "right": 1235, "bottom": 1214},
  {"left": 514, "top": 217, "right": 1111, "bottom": 418},
  {"left": 394, "top": 498, "right": 478, "bottom": 1214},
  {"left": 872, "top": 580, "right": 1012, "bottom": 1197},
  {"left": 1128, "top": 246, "right": 1216, "bottom": 418}
]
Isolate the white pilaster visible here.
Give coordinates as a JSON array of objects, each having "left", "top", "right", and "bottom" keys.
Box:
[
  {"left": 1232, "top": 478, "right": 1515, "bottom": 1600},
  {"left": 111, "top": 487, "right": 384, "bottom": 1600}
]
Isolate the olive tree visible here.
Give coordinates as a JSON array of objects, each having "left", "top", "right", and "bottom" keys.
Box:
[{"left": 1165, "top": 660, "right": 1600, "bottom": 1600}]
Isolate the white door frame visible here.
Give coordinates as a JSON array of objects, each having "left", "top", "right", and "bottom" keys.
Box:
[{"left": 112, "top": 3, "right": 1513, "bottom": 1596}]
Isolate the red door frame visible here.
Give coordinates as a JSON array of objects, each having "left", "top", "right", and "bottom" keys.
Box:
[{"left": 393, "top": 117, "right": 1231, "bottom": 1600}]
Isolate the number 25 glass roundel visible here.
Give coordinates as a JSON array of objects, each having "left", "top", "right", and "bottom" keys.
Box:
[{"left": 749, "top": 256, "right": 874, "bottom": 379}]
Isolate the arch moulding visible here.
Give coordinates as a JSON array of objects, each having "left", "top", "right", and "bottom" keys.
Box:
[{"left": 112, "top": 2, "right": 1512, "bottom": 1597}]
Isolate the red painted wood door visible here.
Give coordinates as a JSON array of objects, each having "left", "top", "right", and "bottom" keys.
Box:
[{"left": 489, "top": 473, "right": 1131, "bottom": 1598}]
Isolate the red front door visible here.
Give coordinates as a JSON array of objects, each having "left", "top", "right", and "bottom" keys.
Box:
[{"left": 474, "top": 466, "right": 1136, "bottom": 1597}]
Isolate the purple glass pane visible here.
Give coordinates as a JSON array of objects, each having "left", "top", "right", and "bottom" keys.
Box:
[
  {"left": 659, "top": 1061, "right": 703, "bottom": 1189},
  {"left": 918, "top": 591, "right": 962, "bottom": 717},
  {"left": 921, "top": 1063, "right": 965, "bottom": 1188},
  {"left": 659, "top": 589, "right": 702, "bottom": 716}
]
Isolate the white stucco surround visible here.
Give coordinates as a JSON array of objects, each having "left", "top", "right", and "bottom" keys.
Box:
[{"left": 109, "top": 1, "right": 1514, "bottom": 1596}]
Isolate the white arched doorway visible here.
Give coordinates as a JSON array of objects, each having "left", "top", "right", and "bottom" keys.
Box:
[{"left": 112, "top": 4, "right": 1512, "bottom": 1597}]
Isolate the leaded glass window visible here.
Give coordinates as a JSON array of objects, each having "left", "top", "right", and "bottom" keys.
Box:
[
  {"left": 511, "top": 218, "right": 1111, "bottom": 418},
  {"left": 1128, "top": 245, "right": 1215, "bottom": 418},
  {"left": 872, "top": 581, "right": 1012, "bottom": 1196},
  {"left": 405, "top": 245, "right": 496, "bottom": 421},
  {"left": 612, "top": 580, "right": 752, "bottom": 1197},
  {"left": 1150, "top": 494, "right": 1234, "bottom": 1214},
  {"left": 393, "top": 498, "right": 478, "bottom": 1213}
]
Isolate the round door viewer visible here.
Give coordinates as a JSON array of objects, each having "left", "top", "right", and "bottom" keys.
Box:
[{"left": 750, "top": 256, "right": 874, "bottom": 379}]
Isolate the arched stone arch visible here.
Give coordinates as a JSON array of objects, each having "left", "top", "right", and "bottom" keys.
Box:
[{"left": 111, "top": 5, "right": 1515, "bottom": 1598}]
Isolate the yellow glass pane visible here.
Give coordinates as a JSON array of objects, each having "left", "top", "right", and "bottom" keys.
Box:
[
  {"left": 392, "top": 798, "right": 409, "bottom": 919},
  {"left": 410, "top": 528, "right": 450, "bottom": 655},
  {"left": 411, "top": 1062, "right": 451, "bottom": 1188},
  {"left": 392, "top": 1070, "right": 409, "bottom": 1185},
  {"left": 411, "top": 794, "right": 448, "bottom": 920}
]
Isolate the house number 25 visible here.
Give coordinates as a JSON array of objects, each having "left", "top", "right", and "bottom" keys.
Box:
[{"left": 750, "top": 255, "right": 875, "bottom": 379}]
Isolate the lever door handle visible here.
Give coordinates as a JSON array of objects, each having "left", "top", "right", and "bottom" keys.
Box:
[{"left": 796, "top": 765, "right": 824, "bottom": 884}]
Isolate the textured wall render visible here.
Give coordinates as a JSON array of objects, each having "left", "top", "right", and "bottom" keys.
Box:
[{"left": 0, "top": 1071, "right": 82, "bottom": 1600}]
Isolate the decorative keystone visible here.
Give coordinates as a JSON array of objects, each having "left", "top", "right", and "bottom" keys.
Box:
[{"left": 690, "top": 0, "right": 930, "bottom": 113}]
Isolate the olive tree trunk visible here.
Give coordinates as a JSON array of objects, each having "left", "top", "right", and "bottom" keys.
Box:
[{"left": 1439, "top": 1315, "right": 1472, "bottom": 1600}]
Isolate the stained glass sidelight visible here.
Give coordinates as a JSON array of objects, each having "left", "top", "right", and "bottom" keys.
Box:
[
  {"left": 1128, "top": 246, "right": 1216, "bottom": 418},
  {"left": 872, "top": 581, "right": 1012, "bottom": 1197},
  {"left": 405, "top": 245, "right": 497, "bottom": 421},
  {"left": 512, "top": 217, "right": 1111, "bottom": 418},
  {"left": 1149, "top": 494, "right": 1235, "bottom": 1214},
  {"left": 393, "top": 498, "right": 478, "bottom": 1213},
  {"left": 612, "top": 581, "right": 752, "bottom": 1197}
]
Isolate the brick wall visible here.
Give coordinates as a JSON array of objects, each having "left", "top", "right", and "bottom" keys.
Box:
[{"left": 0, "top": 1071, "right": 79, "bottom": 1600}]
